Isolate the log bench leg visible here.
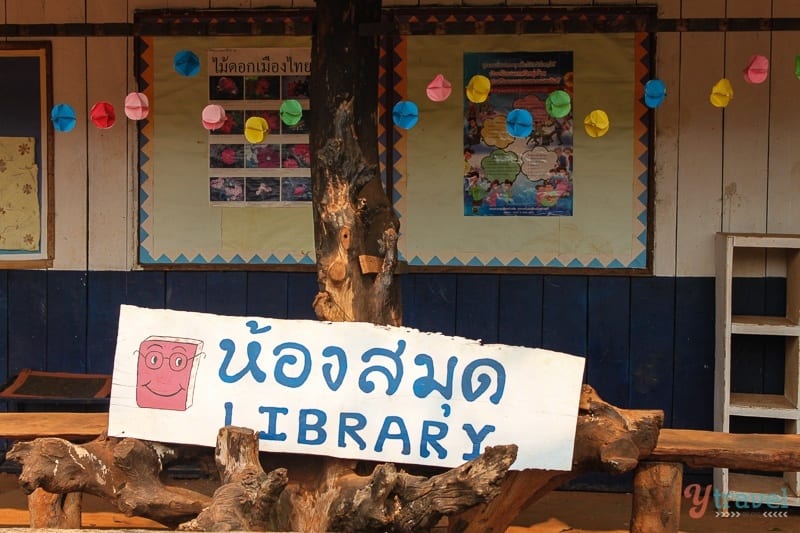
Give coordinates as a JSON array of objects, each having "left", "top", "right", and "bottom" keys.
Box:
[
  {"left": 28, "top": 488, "right": 82, "bottom": 529},
  {"left": 630, "top": 461, "right": 683, "bottom": 533}
]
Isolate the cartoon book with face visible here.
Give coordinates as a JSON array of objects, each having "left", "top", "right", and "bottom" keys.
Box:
[{"left": 136, "top": 336, "right": 204, "bottom": 411}]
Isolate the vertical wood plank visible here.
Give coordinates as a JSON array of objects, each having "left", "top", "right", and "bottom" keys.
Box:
[
  {"left": 629, "top": 277, "right": 675, "bottom": 424},
  {"left": 87, "top": 1, "right": 129, "bottom": 270},
  {"left": 587, "top": 277, "right": 630, "bottom": 407},
  {"left": 498, "top": 275, "right": 543, "bottom": 348},
  {"left": 763, "top": 276, "right": 788, "bottom": 394},
  {"left": 0, "top": 272, "right": 9, "bottom": 385},
  {"left": 541, "top": 276, "right": 587, "bottom": 357},
  {"left": 7, "top": 0, "right": 89, "bottom": 271},
  {"left": 672, "top": 277, "right": 715, "bottom": 430},
  {"left": 286, "top": 272, "right": 317, "bottom": 320},
  {"left": 206, "top": 272, "right": 248, "bottom": 316},
  {"left": 125, "top": 271, "right": 166, "bottom": 309},
  {"left": 720, "top": 0, "right": 771, "bottom": 279},
  {"left": 675, "top": 0, "right": 726, "bottom": 276},
  {"left": 87, "top": 272, "right": 125, "bottom": 374},
  {"left": 767, "top": 0, "right": 800, "bottom": 276},
  {"left": 247, "top": 272, "right": 289, "bottom": 318},
  {"left": 7, "top": 271, "right": 48, "bottom": 374},
  {"left": 455, "top": 274, "right": 498, "bottom": 343},
  {"left": 409, "top": 274, "right": 457, "bottom": 335},
  {"left": 166, "top": 271, "right": 207, "bottom": 312},
  {"left": 46, "top": 271, "right": 88, "bottom": 373},
  {"left": 401, "top": 274, "right": 416, "bottom": 327},
  {"left": 652, "top": 0, "right": 681, "bottom": 276}
]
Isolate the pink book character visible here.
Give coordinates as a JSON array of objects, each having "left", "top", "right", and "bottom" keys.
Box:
[{"left": 136, "top": 336, "right": 204, "bottom": 411}]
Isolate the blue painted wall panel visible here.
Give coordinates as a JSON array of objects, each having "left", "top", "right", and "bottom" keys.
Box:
[
  {"left": 166, "top": 272, "right": 207, "bottom": 312},
  {"left": 0, "top": 268, "right": 790, "bottom": 492},
  {"left": 126, "top": 271, "right": 166, "bottom": 310},
  {"left": 587, "top": 277, "right": 630, "bottom": 407},
  {"left": 87, "top": 272, "right": 126, "bottom": 374},
  {"left": 672, "top": 278, "right": 715, "bottom": 430},
  {"left": 498, "top": 274, "right": 542, "bottom": 348},
  {"left": 455, "top": 274, "right": 499, "bottom": 343},
  {"left": 246, "top": 272, "right": 288, "bottom": 318},
  {"left": 542, "top": 275, "right": 587, "bottom": 357},
  {"left": 46, "top": 271, "right": 88, "bottom": 373},
  {"left": 407, "top": 274, "right": 457, "bottom": 335},
  {"left": 7, "top": 270, "right": 47, "bottom": 376},
  {"left": 629, "top": 277, "right": 675, "bottom": 425},
  {"left": 206, "top": 272, "right": 248, "bottom": 316}
]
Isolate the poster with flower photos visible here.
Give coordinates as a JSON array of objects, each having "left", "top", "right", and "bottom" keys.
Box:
[{"left": 207, "top": 48, "right": 311, "bottom": 207}]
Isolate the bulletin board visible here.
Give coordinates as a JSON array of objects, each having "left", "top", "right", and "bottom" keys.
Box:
[
  {"left": 0, "top": 42, "right": 54, "bottom": 268},
  {"left": 137, "top": 34, "right": 317, "bottom": 267},
  {"left": 390, "top": 11, "right": 654, "bottom": 271},
  {"left": 135, "top": 7, "right": 654, "bottom": 272}
]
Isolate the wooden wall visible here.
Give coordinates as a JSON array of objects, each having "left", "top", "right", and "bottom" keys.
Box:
[{"left": 0, "top": 0, "right": 799, "bottom": 451}]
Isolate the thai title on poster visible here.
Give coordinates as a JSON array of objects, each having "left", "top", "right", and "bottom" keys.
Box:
[{"left": 109, "top": 305, "right": 585, "bottom": 471}]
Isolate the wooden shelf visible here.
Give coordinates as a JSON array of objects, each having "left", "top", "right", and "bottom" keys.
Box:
[
  {"left": 732, "top": 315, "right": 800, "bottom": 336},
  {"left": 715, "top": 233, "right": 800, "bottom": 506},
  {"left": 729, "top": 393, "right": 800, "bottom": 419},
  {"left": 728, "top": 473, "right": 800, "bottom": 505},
  {"left": 724, "top": 233, "right": 800, "bottom": 249}
]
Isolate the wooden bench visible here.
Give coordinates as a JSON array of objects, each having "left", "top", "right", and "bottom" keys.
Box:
[
  {"left": 0, "top": 412, "right": 108, "bottom": 441},
  {"left": 2, "top": 416, "right": 798, "bottom": 532}
]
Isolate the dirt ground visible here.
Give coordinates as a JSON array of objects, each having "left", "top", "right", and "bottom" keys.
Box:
[{"left": 0, "top": 472, "right": 797, "bottom": 531}]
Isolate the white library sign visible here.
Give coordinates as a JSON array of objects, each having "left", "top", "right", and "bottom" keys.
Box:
[{"left": 108, "top": 305, "right": 585, "bottom": 471}]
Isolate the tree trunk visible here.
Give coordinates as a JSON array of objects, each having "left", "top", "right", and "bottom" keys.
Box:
[{"left": 310, "top": 0, "right": 401, "bottom": 326}]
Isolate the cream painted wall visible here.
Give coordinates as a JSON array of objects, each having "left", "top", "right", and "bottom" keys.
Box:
[{"left": 2, "top": 0, "right": 798, "bottom": 276}]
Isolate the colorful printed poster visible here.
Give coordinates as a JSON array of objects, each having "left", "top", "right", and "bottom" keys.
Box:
[
  {"left": 207, "top": 48, "right": 311, "bottom": 206},
  {"left": 463, "top": 52, "right": 573, "bottom": 217}
]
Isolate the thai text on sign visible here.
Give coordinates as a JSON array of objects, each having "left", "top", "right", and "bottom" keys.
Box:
[{"left": 108, "top": 305, "right": 585, "bottom": 470}]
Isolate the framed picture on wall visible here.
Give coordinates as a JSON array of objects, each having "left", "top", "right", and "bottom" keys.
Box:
[{"left": 0, "top": 42, "right": 54, "bottom": 268}]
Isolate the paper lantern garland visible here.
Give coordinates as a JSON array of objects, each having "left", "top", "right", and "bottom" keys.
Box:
[
  {"left": 710, "top": 78, "right": 734, "bottom": 108},
  {"left": 201, "top": 104, "right": 227, "bottom": 131},
  {"left": 584, "top": 110, "right": 610, "bottom": 138},
  {"left": 51, "top": 103, "right": 77, "bottom": 133},
  {"left": 426, "top": 74, "right": 452, "bottom": 102},
  {"left": 393, "top": 101, "right": 419, "bottom": 130},
  {"left": 90, "top": 101, "right": 116, "bottom": 129},
  {"left": 174, "top": 50, "right": 200, "bottom": 77},
  {"left": 280, "top": 99, "right": 304, "bottom": 126},
  {"left": 51, "top": 52, "right": 797, "bottom": 138},
  {"left": 466, "top": 75, "right": 491, "bottom": 104},
  {"left": 546, "top": 90, "right": 572, "bottom": 118},
  {"left": 124, "top": 92, "right": 149, "bottom": 120},
  {"left": 506, "top": 109, "right": 533, "bottom": 138},
  {"left": 244, "top": 116, "right": 270, "bottom": 144}
]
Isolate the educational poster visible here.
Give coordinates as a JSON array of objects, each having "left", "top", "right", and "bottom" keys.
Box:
[
  {"left": 109, "top": 305, "right": 586, "bottom": 471},
  {"left": 207, "top": 48, "right": 311, "bottom": 206},
  {"left": 463, "top": 52, "right": 574, "bottom": 217}
]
